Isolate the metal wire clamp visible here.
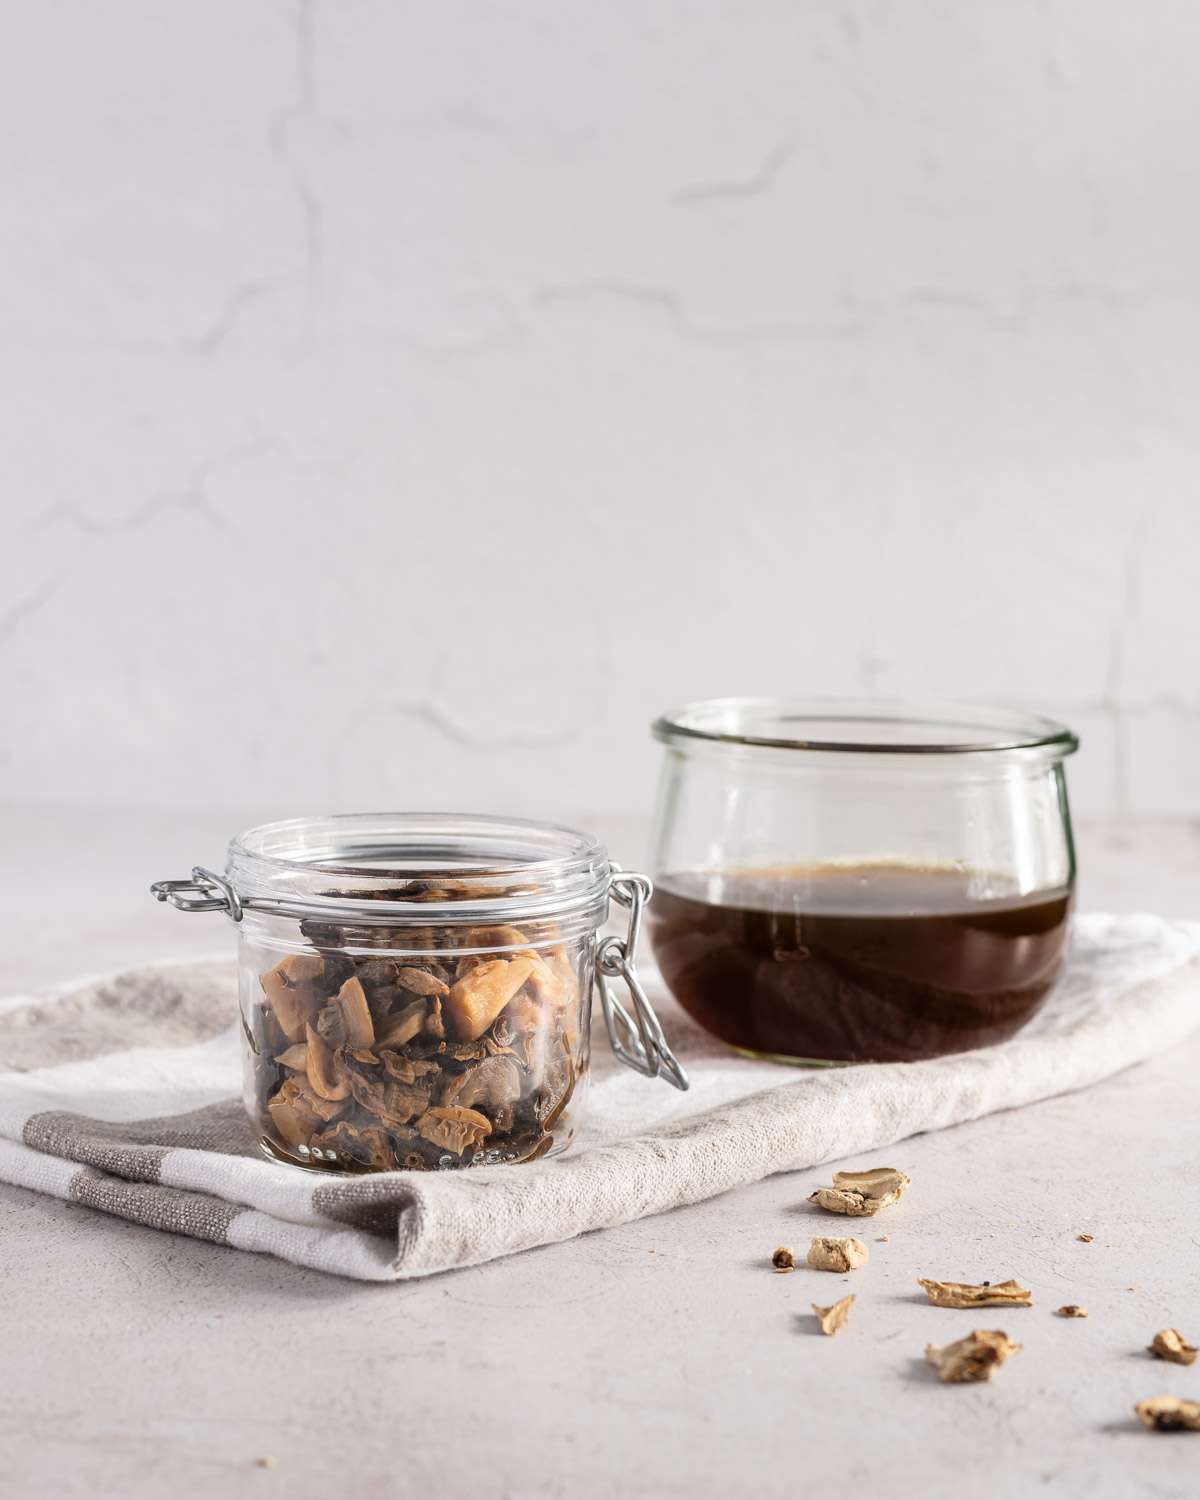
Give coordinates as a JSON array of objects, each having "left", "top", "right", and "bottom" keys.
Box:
[
  {"left": 150, "top": 867, "right": 243, "bottom": 922},
  {"left": 596, "top": 870, "right": 689, "bottom": 1091}
]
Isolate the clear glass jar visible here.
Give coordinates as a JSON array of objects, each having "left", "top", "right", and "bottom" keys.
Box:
[
  {"left": 646, "top": 699, "right": 1079, "bottom": 1065},
  {"left": 152, "top": 813, "right": 686, "bottom": 1173}
]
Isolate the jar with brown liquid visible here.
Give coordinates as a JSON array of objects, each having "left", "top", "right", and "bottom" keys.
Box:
[{"left": 647, "top": 700, "right": 1078, "bottom": 1065}]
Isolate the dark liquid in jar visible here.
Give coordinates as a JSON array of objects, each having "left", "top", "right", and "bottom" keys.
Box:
[{"left": 647, "top": 864, "right": 1072, "bottom": 1064}]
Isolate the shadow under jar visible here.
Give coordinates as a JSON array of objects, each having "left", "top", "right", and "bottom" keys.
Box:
[
  {"left": 647, "top": 700, "right": 1079, "bottom": 1065},
  {"left": 152, "top": 814, "right": 686, "bottom": 1174}
]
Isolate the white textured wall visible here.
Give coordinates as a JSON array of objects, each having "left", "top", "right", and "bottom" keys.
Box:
[{"left": 3, "top": 1, "right": 1199, "bottom": 826}]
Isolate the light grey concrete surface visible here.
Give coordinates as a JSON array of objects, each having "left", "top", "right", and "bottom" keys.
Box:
[{"left": 2, "top": 807, "right": 1200, "bottom": 1499}]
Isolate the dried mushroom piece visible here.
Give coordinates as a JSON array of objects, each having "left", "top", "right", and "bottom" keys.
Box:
[
  {"left": 925, "top": 1330, "right": 1021, "bottom": 1383},
  {"left": 1056, "top": 1304, "right": 1088, "bottom": 1318},
  {"left": 918, "top": 1278, "right": 1032, "bottom": 1309},
  {"left": 1135, "top": 1396, "right": 1200, "bottom": 1432},
  {"left": 772, "top": 1246, "right": 796, "bottom": 1273},
  {"left": 445, "top": 956, "right": 539, "bottom": 1041},
  {"left": 812, "top": 1294, "right": 855, "bottom": 1336},
  {"left": 807, "top": 1237, "right": 869, "bottom": 1272},
  {"left": 809, "top": 1167, "right": 911, "bottom": 1217},
  {"left": 1150, "top": 1329, "right": 1199, "bottom": 1366},
  {"left": 274, "top": 1043, "right": 309, "bottom": 1071}
]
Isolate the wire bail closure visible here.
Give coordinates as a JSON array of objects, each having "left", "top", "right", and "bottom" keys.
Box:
[
  {"left": 596, "top": 869, "right": 689, "bottom": 1091},
  {"left": 150, "top": 868, "right": 242, "bottom": 923}
]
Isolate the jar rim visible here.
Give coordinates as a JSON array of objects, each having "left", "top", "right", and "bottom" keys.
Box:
[
  {"left": 225, "top": 812, "right": 610, "bottom": 927},
  {"left": 652, "top": 697, "right": 1079, "bottom": 759}
]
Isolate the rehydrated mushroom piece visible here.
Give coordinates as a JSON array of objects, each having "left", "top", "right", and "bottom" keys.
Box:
[
  {"left": 919, "top": 1278, "right": 1032, "bottom": 1309},
  {"left": 440, "top": 1054, "right": 523, "bottom": 1123},
  {"left": 260, "top": 953, "right": 325, "bottom": 1042},
  {"left": 376, "top": 999, "right": 428, "bottom": 1049},
  {"left": 807, "top": 1237, "right": 869, "bottom": 1272},
  {"left": 926, "top": 1330, "right": 1021, "bottom": 1384},
  {"left": 1150, "top": 1329, "right": 1199, "bottom": 1366},
  {"left": 1135, "top": 1396, "right": 1200, "bottom": 1432},
  {"left": 416, "top": 1106, "right": 492, "bottom": 1156},
  {"left": 812, "top": 1294, "right": 855, "bottom": 1336},
  {"left": 304, "top": 1023, "right": 350, "bottom": 1102},
  {"left": 772, "top": 1246, "right": 796, "bottom": 1273},
  {"left": 1057, "top": 1304, "right": 1088, "bottom": 1318},
  {"left": 524, "top": 950, "right": 577, "bottom": 1009},
  {"left": 331, "top": 976, "right": 374, "bottom": 1048},
  {"left": 809, "top": 1167, "right": 911, "bottom": 1217},
  {"left": 340, "top": 1047, "right": 431, "bottom": 1124},
  {"left": 445, "top": 956, "right": 538, "bottom": 1041},
  {"left": 266, "top": 1075, "right": 347, "bottom": 1147},
  {"left": 395, "top": 966, "right": 450, "bottom": 998}
]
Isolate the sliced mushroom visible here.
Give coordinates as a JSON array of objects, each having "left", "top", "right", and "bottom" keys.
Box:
[
  {"left": 1136, "top": 1396, "right": 1200, "bottom": 1431},
  {"left": 445, "top": 956, "right": 538, "bottom": 1041},
  {"left": 525, "top": 950, "right": 576, "bottom": 1009},
  {"left": 416, "top": 1106, "right": 493, "bottom": 1156},
  {"left": 809, "top": 1167, "right": 911, "bottom": 1217},
  {"left": 266, "top": 1075, "right": 346, "bottom": 1146},
  {"left": 440, "top": 1055, "right": 523, "bottom": 1118},
  {"left": 333, "top": 976, "right": 374, "bottom": 1048},
  {"left": 1150, "top": 1329, "right": 1198, "bottom": 1366},
  {"left": 305, "top": 1023, "right": 350, "bottom": 1101},
  {"left": 260, "top": 954, "right": 324, "bottom": 1042},
  {"left": 376, "top": 999, "right": 428, "bottom": 1048},
  {"left": 274, "top": 1043, "right": 309, "bottom": 1071},
  {"left": 919, "top": 1278, "right": 1031, "bottom": 1309},
  {"left": 807, "top": 1237, "right": 869, "bottom": 1272},
  {"left": 394, "top": 966, "right": 450, "bottom": 998},
  {"left": 926, "top": 1330, "right": 1021, "bottom": 1383}
]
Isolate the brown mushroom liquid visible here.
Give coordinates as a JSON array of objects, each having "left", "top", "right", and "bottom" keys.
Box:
[{"left": 647, "top": 864, "right": 1072, "bottom": 1064}]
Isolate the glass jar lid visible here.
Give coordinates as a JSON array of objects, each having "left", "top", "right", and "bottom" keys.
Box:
[
  {"left": 653, "top": 697, "right": 1078, "bottom": 760},
  {"left": 221, "top": 813, "right": 611, "bottom": 928}
]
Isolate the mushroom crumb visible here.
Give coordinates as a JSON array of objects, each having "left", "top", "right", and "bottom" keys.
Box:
[
  {"left": 1077, "top": 1233, "right": 1094, "bottom": 1243},
  {"left": 918, "top": 1277, "right": 1032, "bottom": 1309},
  {"left": 1150, "top": 1329, "right": 1199, "bottom": 1366},
  {"left": 1135, "top": 1396, "right": 1200, "bottom": 1432},
  {"left": 807, "top": 1237, "right": 869, "bottom": 1272},
  {"left": 809, "top": 1167, "right": 911, "bottom": 1217},
  {"left": 877, "top": 1234, "right": 890, "bottom": 1243},
  {"left": 255, "top": 1457, "right": 278, "bottom": 1469},
  {"left": 1056, "top": 1304, "right": 1088, "bottom": 1318},
  {"left": 812, "top": 1294, "right": 855, "bottom": 1336},
  {"left": 925, "top": 1330, "right": 1021, "bottom": 1383},
  {"left": 772, "top": 1246, "right": 796, "bottom": 1273}
]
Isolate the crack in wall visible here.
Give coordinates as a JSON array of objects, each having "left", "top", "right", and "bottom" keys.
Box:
[
  {"left": 0, "top": 579, "right": 60, "bottom": 647},
  {"left": 534, "top": 280, "right": 862, "bottom": 343},
  {"left": 535, "top": 276, "right": 1200, "bottom": 351},
  {"left": 674, "top": 131, "right": 807, "bottom": 204},
  {"left": 24, "top": 438, "right": 273, "bottom": 540}
]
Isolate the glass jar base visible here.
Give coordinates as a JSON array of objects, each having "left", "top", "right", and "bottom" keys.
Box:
[{"left": 259, "top": 1128, "right": 577, "bottom": 1174}]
